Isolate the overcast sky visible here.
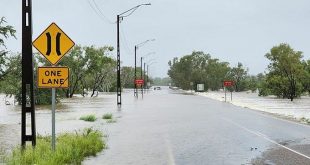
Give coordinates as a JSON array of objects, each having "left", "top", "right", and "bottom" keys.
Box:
[{"left": 1, "top": 0, "right": 310, "bottom": 77}]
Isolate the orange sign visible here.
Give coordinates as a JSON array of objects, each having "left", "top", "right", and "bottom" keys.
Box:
[
  {"left": 33, "top": 23, "right": 75, "bottom": 65},
  {"left": 37, "top": 67, "right": 69, "bottom": 88}
]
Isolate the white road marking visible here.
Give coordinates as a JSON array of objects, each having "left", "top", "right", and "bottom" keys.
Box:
[
  {"left": 222, "top": 117, "right": 310, "bottom": 160},
  {"left": 165, "top": 136, "right": 176, "bottom": 165}
]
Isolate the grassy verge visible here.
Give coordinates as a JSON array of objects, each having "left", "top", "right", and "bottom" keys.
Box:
[
  {"left": 80, "top": 114, "right": 97, "bottom": 122},
  {"left": 102, "top": 113, "right": 113, "bottom": 120},
  {"left": 6, "top": 128, "right": 105, "bottom": 165}
]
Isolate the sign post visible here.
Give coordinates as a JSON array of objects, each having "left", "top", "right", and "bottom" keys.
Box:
[
  {"left": 223, "top": 80, "right": 234, "bottom": 102},
  {"left": 33, "top": 23, "right": 74, "bottom": 151}
]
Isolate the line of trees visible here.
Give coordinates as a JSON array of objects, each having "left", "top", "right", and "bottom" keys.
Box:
[
  {"left": 168, "top": 51, "right": 249, "bottom": 92},
  {"left": 168, "top": 44, "right": 310, "bottom": 101}
]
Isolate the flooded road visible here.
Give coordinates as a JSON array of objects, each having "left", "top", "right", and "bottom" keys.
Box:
[
  {"left": 83, "top": 87, "right": 310, "bottom": 165},
  {"left": 2, "top": 88, "right": 310, "bottom": 164}
]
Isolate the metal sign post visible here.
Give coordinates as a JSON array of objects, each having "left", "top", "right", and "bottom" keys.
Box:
[
  {"left": 22, "top": 0, "right": 36, "bottom": 147},
  {"left": 223, "top": 80, "right": 234, "bottom": 102},
  {"left": 51, "top": 88, "right": 56, "bottom": 151},
  {"left": 224, "top": 87, "right": 227, "bottom": 102}
]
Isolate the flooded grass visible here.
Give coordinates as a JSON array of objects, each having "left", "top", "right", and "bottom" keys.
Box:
[
  {"left": 102, "top": 113, "right": 113, "bottom": 120},
  {"left": 5, "top": 128, "right": 105, "bottom": 165},
  {"left": 80, "top": 114, "right": 97, "bottom": 122},
  {"left": 106, "top": 119, "right": 117, "bottom": 123}
]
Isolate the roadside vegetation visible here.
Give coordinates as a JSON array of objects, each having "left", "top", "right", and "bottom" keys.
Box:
[
  {"left": 106, "top": 119, "right": 117, "bottom": 123},
  {"left": 168, "top": 44, "right": 310, "bottom": 101},
  {"left": 102, "top": 113, "right": 113, "bottom": 120},
  {"left": 5, "top": 128, "right": 105, "bottom": 165},
  {"left": 102, "top": 113, "right": 117, "bottom": 123},
  {"left": 80, "top": 114, "right": 97, "bottom": 122}
]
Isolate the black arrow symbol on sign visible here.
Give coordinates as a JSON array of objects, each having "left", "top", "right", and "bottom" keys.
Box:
[
  {"left": 45, "top": 32, "right": 62, "bottom": 56},
  {"left": 46, "top": 32, "right": 51, "bottom": 56},
  {"left": 56, "top": 33, "right": 62, "bottom": 56}
]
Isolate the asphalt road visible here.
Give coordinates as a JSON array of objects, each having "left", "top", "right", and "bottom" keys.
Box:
[{"left": 83, "top": 87, "right": 310, "bottom": 165}]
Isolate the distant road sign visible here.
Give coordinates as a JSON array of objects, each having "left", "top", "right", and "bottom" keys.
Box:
[
  {"left": 223, "top": 80, "right": 234, "bottom": 87},
  {"left": 33, "top": 23, "right": 75, "bottom": 65},
  {"left": 37, "top": 67, "right": 69, "bottom": 88},
  {"left": 135, "top": 79, "right": 144, "bottom": 85},
  {"left": 197, "top": 84, "right": 204, "bottom": 92}
]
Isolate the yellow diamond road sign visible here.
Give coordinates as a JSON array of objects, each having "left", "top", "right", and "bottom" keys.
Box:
[{"left": 33, "top": 23, "right": 75, "bottom": 65}]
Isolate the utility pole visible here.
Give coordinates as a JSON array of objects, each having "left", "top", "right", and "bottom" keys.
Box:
[
  {"left": 147, "top": 65, "right": 149, "bottom": 90},
  {"left": 134, "top": 46, "right": 137, "bottom": 97},
  {"left": 116, "top": 15, "right": 121, "bottom": 105},
  {"left": 141, "top": 57, "right": 143, "bottom": 97},
  {"left": 22, "top": 0, "right": 36, "bottom": 146},
  {"left": 143, "top": 62, "right": 146, "bottom": 93},
  {"left": 116, "top": 3, "right": 151, "bottom": 104}
]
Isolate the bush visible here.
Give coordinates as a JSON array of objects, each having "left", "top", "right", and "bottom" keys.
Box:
[
  {"left": 6, "top": 128, "right": 105, "bottom": 165},
  {"left": 80, "top": 115, "right": 96, "bottom": 122},
  {"left": 102, "top": 113, "right": 113, "bottom": 120}
]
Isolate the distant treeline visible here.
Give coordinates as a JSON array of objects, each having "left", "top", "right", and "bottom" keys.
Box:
[{"left": 168, "top": 43, "right": 310, "bottom": 101}]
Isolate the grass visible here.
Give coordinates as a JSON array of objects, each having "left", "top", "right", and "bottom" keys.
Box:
[
  {"left": 5, "top": 128, "right": 105, "bottom": 165},
  {"left": 80, "top": 114, "right": 97, "bottom": 122},
  {"left": 102, "top": 113, "right": 113, "bottom": 120},
  {"left": 300, "top": 117, "right": 310, "bottom": 124},
  {"left": 106, "top": 119, "right": 117, "bottom": 123}
]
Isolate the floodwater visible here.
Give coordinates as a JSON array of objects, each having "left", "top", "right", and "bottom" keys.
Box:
[
  {"left": 1, "top": 88, "right": 310, "bottom": 164},
  {"left": 0, "top": 92, "right": 122, "bottom": 158}
]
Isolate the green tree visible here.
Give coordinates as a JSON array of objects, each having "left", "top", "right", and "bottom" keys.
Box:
[
  {"left": 59, "top": 46, "right": 87, "bottom": 98},
  {"left": 228, "top": 62, "right": 248, "bottom": 92},
  {"left": 264, "top": 43, "right": 305, "bottom": 101},
  {"left": 301, "top": 60, "right": 310, "bottom": 94},
  {"left": 84, "top": 46, "right": 115, "bottom": 97},
  {"left": 0, "top": 17, "right": 16, "bottom": 80}
]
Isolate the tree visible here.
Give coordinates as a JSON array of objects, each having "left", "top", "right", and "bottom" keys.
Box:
[
  {"left": 0, "top": 17, "right": 16, "bottom": 80},
  {"left": 264, "top": 43, "right": 305, "bottom": 101},
  {"left": 228, "top": 62, "right": 248, "bottom": 92},
  {"left": 59, "top": 45, "right": 88, "bottom": 98},
  {"left": 168, "top": 51, "right": 211, "bottom": 90},
  {"left": 205, "top": 59, "right": 230, "bottom": 90},
  {"left": 301, "top": 60, "right": 310, "bottom": 94},
  {"left": 84, "top": 46, "right": 115, "bottom": 97}
]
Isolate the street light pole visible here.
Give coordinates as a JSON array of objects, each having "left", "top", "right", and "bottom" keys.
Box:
[
  {"left": 116, "top": 15, "right": 121, "bottom": 105},
  {"left": 147, "top": 65, "right": 149, "bottom": 90},
  {"left": 134, "top": 46, "right": 137, "bottom": 97},
  {"left": 134, "top": 39, "right": 154, "bottom": 98},
  {"left": 141, "top": 57, "right": 143, "bottom": 98},
  {"left": 144, "top": 62, "right": 146, "bottom": 93},
  {"left": 116, "top": 3, "right": 151, "bottom": 105}
]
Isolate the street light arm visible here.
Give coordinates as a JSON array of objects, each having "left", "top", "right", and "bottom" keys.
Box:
[
  {"left": 148, "top": 61, "right": 158, "bottom": 66},
  {"left": 147, "top": 58, "right": 156, "bottom": 64},
  {"left": 119, "top": 3, "right": 151, "bottom": 17},
  {"left": 136, "top": 39, "right": 155, "bottom": 48},
  {"left": 144, "top": 52, "right": 156, "bottom": 59}
]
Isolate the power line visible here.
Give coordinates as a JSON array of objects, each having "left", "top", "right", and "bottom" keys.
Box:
[
  {"left": 92, "top": 0, "right": 115, "bottom": 24},
  {"left": 87, "top": 0, "right": 115, "bottom": 24},
  {"left": 120, "top": 25, "right": 133, "bottom": 56}
]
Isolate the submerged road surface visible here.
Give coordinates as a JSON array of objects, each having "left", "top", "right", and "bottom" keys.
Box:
[{"left": 84, "top": 87, "right": 310, "bottom": 165}]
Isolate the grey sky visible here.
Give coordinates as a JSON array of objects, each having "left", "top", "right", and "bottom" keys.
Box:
[{"left": 1, "top": 0, "right": 310, "bottom": 78}]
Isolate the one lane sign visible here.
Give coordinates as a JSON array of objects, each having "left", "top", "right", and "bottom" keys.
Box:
[{"left": 37, "top": 67, "right": 69, "bottom": 88}]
